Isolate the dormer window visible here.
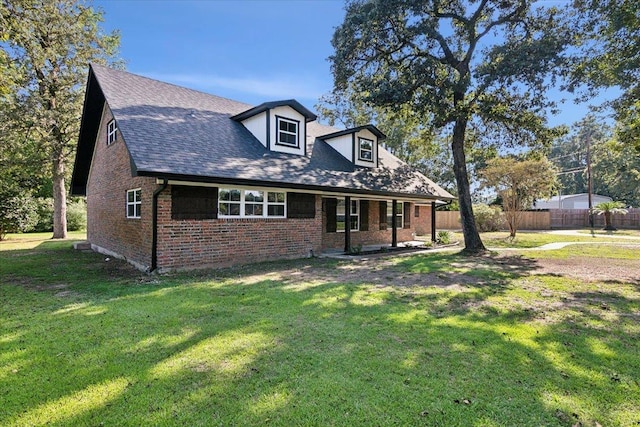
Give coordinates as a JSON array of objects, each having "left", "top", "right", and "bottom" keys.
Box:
[
  {"left": 358, "top": 137, "right": 373, "bottom": 162},
  {"left": 107, "top": 119, "right": 117, "bottom": 145},
  {"left": 276, "top": 116, "right": 299, "bottom": 148}
]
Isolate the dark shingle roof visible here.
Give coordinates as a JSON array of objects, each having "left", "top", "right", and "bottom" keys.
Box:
[{"left": 71, "top": 64, "right": 454, "bottom": 200}]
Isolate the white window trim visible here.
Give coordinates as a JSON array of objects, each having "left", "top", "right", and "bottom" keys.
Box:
[
  {"left": 358, "top": 137, "right": 374, "bottom": 162},
  {"left": 387, "top": 202, "right": 404, "bottom": 229},
  {"left": 337, "top": 199, "right": 359, "bottom": 232},
  {"left": 218, "top": 187, "right": 287, "bottom": 219},
  {"left": 107, "top": 119, "right": 117, "bottom": 145},
  {"left": 275, "top": 116, "right": 299, "bottom": 148},
  {"left": 126, "top": 188, "right": 141, "bottom": 219}
]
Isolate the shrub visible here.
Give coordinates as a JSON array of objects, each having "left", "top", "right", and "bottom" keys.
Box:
[
  {"left": 473, "top": 204, "right": 504, "bottom": 232},
  {"left": 436, "top": 230, "right": 451, "bottom": 244},
  {"left": 33, "top": 198, "right": 54, "bottom": 232},
  {"left": 67, "top": 199, "right": 87, "bottom": 231},
  {"left": 31, "top": 198, "right": 87, "bottom": 232},
  {"left": 0, "top": 193, "right": 38, "bottom": 240}
]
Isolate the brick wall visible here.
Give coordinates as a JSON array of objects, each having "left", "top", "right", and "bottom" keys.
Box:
[
  {"left": 86, "top": 104, "right": 155, "bottom": 269},
  {"left": 321, "top": 199, "right": 417, "bottom": 250},
  {"left": 156, "top": 191, "right": 323, "bottom": 271},
  {"left": 414, "top": 204, "right": 433, "bottom": 237}
]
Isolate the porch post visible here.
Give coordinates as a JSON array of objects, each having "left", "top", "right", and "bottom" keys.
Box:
[
  {"left": 392, "top": 199, "right": 398, "bottom": 247},
  {"left": 344, "top": 196, "right": 351, "bottom": 253},
  {"left": 431, "top": 201, "right": 436, "bottom": 243}
]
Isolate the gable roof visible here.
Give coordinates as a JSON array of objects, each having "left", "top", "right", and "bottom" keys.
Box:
[
  {"left": 319, "top": 124, "right": 386, "bottom": 141},
  {"left": 230, "top": 99, "right": 317, "bottom": 122},
  {"left": 71, "top": 64, "right": 454, "bottom": 201}
]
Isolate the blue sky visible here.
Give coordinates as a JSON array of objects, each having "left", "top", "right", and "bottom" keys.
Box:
[{"left": 94, "top": 0, "right": 614, "bottom": 128}]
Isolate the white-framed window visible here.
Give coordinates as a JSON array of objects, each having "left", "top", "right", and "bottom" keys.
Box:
[
  {"left": 267, "top": 191, "right": 286, "bottom": 216},
  {"left": 107, "top": 119, "right": 117, "bottom": 145},
  {"left": 276, "top": 116, "right": 299, "bottom": 147},
  {"left": 218, "top": 189, "right": 241, "bottom": 216},
  {"left": 387, "top": 202, "right": 403, "bottom": 228},
  {"left": 358, "top": 137, "right": 373, "bottom": 162},
  {"left": 218, "top": 188, "right": 286, "bottom": 218},
  {"left": 337, "top": 199, "right": 359, "bottom": 232},
  {"left": 126, "top": 189, "right": 141, "bottom": 219}
]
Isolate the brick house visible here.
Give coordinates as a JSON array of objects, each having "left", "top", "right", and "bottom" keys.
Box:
[{"left": 71, "top": 65, "right": 454, "bottom": 272}]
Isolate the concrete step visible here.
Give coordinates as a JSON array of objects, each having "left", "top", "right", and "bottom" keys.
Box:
[{"left": 73, "top": 241, "right": 92, "bottom": 251}]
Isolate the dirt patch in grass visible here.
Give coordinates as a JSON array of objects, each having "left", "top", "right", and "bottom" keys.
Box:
[{"left": 531, "top": 257, "right": 639, "bottom": 284}]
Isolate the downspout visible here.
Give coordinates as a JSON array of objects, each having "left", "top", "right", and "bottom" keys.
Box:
[{"left": 151, "top": 178, "right": 169, "bottom": 272}]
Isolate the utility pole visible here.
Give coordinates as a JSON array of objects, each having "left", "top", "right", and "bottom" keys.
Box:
[{"left": 586, "top": 131, "right": 594, "bottom": 228}]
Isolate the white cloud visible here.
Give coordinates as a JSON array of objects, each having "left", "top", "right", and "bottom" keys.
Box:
[{"left": 140, "top": 71, "right": 328, "bottom": 101}]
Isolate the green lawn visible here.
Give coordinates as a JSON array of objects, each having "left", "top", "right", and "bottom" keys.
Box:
[
  {"left": 447, "top": 230, "right": 635, "bottom": 248},
  {"left": 1, "top": 233, "right": 639, "bottom": 426}
]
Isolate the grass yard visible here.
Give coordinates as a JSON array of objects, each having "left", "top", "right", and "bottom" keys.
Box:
[
  {"left": 447, "top": 230, "right": 634, "bottom": 248},
  {"left": 1, "top": 232, "right": 639, "bottom": 426}
]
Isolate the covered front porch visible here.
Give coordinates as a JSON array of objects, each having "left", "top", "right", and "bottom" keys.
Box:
[{"left": 320, "top": 195, "right": 442, "bottom": 254}]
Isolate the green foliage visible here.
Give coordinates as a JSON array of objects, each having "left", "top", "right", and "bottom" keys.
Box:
[
  {"left": 436, "top": 230, "right": 451, "bottom": 245},
  {"left": 473, "top": 204, "right": 505, "bottom": 232},
  {"left": 1, "top": 0, "right": 120, "bottom": 238},
  {"left": 570, "top": 0, "right": 640, "bottom": 151},
  {"left": 66, "top": 199, "right": 87, "bottom": 231},
  {"left": 593, "top": 201, "right": 628, "bottom": 215},
  {"left": 329, "top": 0, "right": 573, "bottom": 253},
  {"left": 550, "top": 118, "right": 640, "bottom": 207},
  {"left": 32, "top": 197, "right": 53, "bottom": 232},
  {"left": 480, "top": 156, "right": 557, "bottom": 237},
  {"left": 0, "top": 191, "right": 38, "bottom": 239},
  {"left": 30, "top": 198, "right": 86, "bottom": 232}
]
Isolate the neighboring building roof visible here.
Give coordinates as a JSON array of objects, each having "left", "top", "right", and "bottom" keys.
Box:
[
  {"left": 534, "top": 193, "right": 613, "bottom": 209},
  {"left": 539, "top": 193, "right": 612, "bottom": 202},
  {"left": 71, "top": 64, "right": 454, "bottom": 201}
]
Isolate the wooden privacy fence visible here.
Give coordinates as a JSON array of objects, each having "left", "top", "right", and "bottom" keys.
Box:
[
  {"left": 436, "top": 209, "right": 640, "bottom": 230},
  {"left": 550, "top": 208, "right": 640, "bottom": 229}
]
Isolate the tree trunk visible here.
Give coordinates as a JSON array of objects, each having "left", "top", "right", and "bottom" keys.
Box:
[
  {"left": 603, "top": 211, "right": 616, "bottom": 231},
  {"left": 451, "top": 115, "right": 485, "bottom": 254},
  {"left": 52, "top": 153, "right": 67, "bottom": 239}
]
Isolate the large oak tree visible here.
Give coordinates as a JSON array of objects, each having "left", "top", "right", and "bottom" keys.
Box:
[
  {"left": 570, "top": 0, "right": 640, "bottom": 151},
  {"left": 1, "top": 0, "right": 119, "bottom": 238},
  {"left": 329, "top": 0, "right": 571, "bottom": 253}
]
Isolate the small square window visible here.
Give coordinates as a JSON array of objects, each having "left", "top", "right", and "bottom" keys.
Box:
[
  {"left": 126, "top": 189, "right": 141, "bottom": 219},
  {"left": 358, "top": 137, "right": 373, "bottom": 162},
  {"left": 107, "top": 119, "right": 117, "bottom": 145},
  {"left": 276, "top": 117, "right": 299, "bottom": 148}
]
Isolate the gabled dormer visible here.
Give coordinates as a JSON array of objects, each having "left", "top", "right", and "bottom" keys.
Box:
[
  {"left": 231, "top": 100, "right": 317, "bottom": 156},
  {"left": 319, "top": 125, "right": 386, "bottom": 168}
]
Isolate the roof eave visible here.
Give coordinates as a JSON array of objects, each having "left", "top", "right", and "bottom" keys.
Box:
[
  {"left": 135, "top": 170, "right": 451, "bottom": 201},
  {"left": 230, "top": 99, "right": 317, "bottom": 123}
]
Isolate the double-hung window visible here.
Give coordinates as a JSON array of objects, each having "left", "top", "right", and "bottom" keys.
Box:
[
  {"left": 386, "top": 202, "right": 403, "bottom": 228},
  {"left": 218, "top": 188, "right": 286, "bottom": 218},
  {"left": 358, "top": 137, "right": 373, "bottom": 162},
  {"left": 126, "top": 189, "right": 141, "bottom": 219},
  {"left": 107, "top": 119, "right": 117, "bottom": 145},
  {"left": 276, "top": 117, "right": 299, "bottom": 147},
  {"left": 337, "top": 199, "right": 359, "bottom": 232}
]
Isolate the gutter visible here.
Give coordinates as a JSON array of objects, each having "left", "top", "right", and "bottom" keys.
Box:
[{"left": 151, "top": 178, "right": 169, "bottom": 272}]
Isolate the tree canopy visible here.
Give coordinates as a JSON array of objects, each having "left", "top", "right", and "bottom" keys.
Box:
[
  {"left": 1, "top": 0, "right": 119, "bottom": 238},
  {"left": 480, "top": 156, "right": 557, "bottom": 238},
  {"left": 549, "top": 116, "right": 640, "bottom": 207},
  {"left": 570, "top": 0, "right": 640, "bottom": 151},
  {"left": 329, "top": 0, "right": 571, "bottom": 253}
]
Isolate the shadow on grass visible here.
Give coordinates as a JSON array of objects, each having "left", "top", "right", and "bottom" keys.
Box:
[{"left": 1, "top": 245, "right": 639, "bottom": 426}]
